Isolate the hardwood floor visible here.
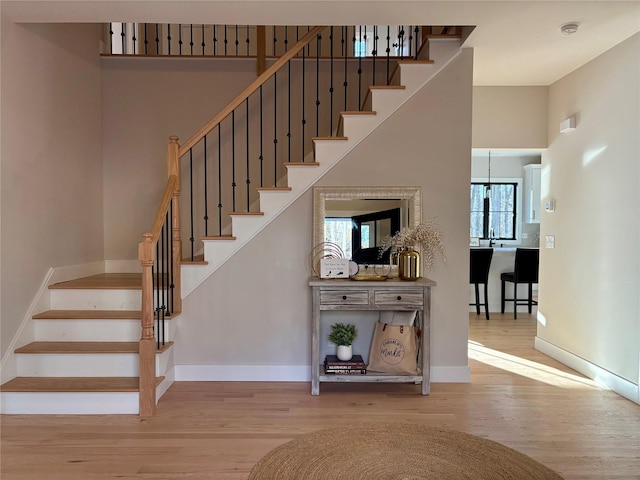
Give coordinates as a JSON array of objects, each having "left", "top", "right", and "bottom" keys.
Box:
[{"left": 1, "top": 313, "right": 638, "bottom": 479}]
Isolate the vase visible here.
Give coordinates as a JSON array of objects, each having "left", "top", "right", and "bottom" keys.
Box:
[
  {"left": 336, "top": 344, "right": 353, "bottom": 361},
  {"left": 399, "top": 248, "right": 420, "bottom": 281}
]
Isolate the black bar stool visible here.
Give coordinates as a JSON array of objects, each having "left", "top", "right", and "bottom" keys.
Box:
[
  {"left": 470, "top": 248, "right": 493, "bottom": 320},
  {"left": 500, "top": 248, "right": 539, "bottom": 319}
]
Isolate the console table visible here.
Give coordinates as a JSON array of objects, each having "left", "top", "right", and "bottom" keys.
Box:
[{"left": 309, "top": 277, "right": 436, "bottom": 395}]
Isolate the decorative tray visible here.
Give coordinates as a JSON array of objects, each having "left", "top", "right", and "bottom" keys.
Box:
[{"left": 349, "top": 274, "right": 388, "bottom": 281}]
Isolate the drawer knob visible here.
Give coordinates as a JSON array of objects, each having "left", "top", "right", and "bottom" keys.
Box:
[
  {"left": 397, "top": 295, "right": 402, "bottom": 301},
  {"left": 342, "top": 295, "right": 347, "bottom": 300}
]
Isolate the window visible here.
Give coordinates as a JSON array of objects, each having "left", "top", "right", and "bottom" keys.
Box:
[{"left": 470, "top": 182, "right": 517, "bottom": 240}]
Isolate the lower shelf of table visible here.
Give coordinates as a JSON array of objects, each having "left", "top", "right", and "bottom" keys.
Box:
[{"left": 319, "top": 372, "right": 423, "bottom": 383}]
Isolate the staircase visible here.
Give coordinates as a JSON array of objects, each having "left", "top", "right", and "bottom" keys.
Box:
[
  {"left": 1, "top": 274, "right": 174, "bottom": 414},
  {"left": 0, "top": 36, "right": 461, "bottom": 415}
]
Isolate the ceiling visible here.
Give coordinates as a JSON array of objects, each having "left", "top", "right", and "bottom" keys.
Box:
[{"left": 3, "top": 0, "right": 640, "bottom": 86}]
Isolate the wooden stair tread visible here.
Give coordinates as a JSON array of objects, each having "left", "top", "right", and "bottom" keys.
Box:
[
  {"left": 16, "top": 341, "right": 140, "bottom": 354},
  {"left": 256, "top": 187, "right": 292, "bottom": 191},
  {"left": 285, "top": 162, "right": 319, "bottom": 167},
  {"left": 312, "top": 136, "right": 348, "bottom": 141},
  {"left": 1, "top": 376, "right": 165, "bottom": 392},
  {"left": 49, "top": 273, "right": 142, "bottom": 290},
  {"left": 396, "top": 59, "right": 435, "bottom": 65},
  {"left": 369, "top": 85, "right": 406, "bottom": 90},
  {"left": 341, "top": 111, "right": 377, "bottom": 115},
  {"left": 33, "top": 310, "right": 142, "bottom": 320},
  {"left": 229, "top": 211, "right": 264, "bottom": 216},
  {"left": 200, "top": 236, "right": 236, "bottom": 241}
]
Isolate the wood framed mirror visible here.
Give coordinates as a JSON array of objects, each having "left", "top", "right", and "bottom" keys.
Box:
[{"left": 313, "top": 186, "right": 422, "bottom": 262}]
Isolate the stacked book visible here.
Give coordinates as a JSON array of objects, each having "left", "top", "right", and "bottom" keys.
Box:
[{"left": 324, "top": 354, "right": 367, "bottom": 375}]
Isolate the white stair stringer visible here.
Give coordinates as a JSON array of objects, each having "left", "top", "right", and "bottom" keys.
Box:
[{"left": 181, "top": 57, "right": 460, "bottom": 297}]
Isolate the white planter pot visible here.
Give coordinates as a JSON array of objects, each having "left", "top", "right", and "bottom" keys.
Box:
[{"left": 336, "top": 345, "right": 353, "bottom": 361}]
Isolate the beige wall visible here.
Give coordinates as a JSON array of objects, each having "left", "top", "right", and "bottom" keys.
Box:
[
  {"left": 472, "top": 86, "right": 548, "bottom": 149},
  {"left": 0, "top": 20, "right": 105, "bottom": 356},
  {"left": 175, "top": 50, "right": 474, "bottom": 376},
  {"left": 539, "top": 34, "right": 639, "bottom": 389}
]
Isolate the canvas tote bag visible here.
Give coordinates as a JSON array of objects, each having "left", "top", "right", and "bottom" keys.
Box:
[{"left": 368, "top": 322, "right": 420, "bottom": 375}]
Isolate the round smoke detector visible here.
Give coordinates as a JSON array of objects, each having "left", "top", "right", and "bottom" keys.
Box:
[{"left": 560, "top": 22, "right": 580, "bottom": 35}]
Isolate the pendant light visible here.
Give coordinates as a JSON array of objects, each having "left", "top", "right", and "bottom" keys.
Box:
[{"left": 482, "top": 151, "right": 491, "bottom": 239}]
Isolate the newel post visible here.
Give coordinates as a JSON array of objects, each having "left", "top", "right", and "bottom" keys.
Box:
[
  {"left": 138, "top": 233, "right": 156, "bottom": 417},
  {"left": 168, "top": 135, "right": 182, "bottom": 314}
]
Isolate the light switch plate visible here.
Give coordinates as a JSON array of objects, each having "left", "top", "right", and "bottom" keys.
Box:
[{"left": 545, "top": 235, "right": 555, "bottom": 248}]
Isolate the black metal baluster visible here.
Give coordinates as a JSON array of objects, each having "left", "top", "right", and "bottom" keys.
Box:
[
  {"left": 224, "top": 25, "right": 228, "bottom": 55},
  {"left": 398, "top": 26, "right": 405, "bottom": 60},
  {"left": 203, "top": 135, "right": 209, "bottom": 236},
  {"left": 329, "top": 26, "right": 334, "bottom": 135},
  {"left": 154, "top": 242, "right": 159, "bottom": 348},
  {"left": 414, "top": 26, "right": 420, "bottom": 59},
  {"left": 144, "top": 23, "right": 148, "bottom": 55},
  {"left": 245, "top": 98, "right": 251, "bottom": 209},
  {"left": 167, "top": 24, "right": 171, "bottom": 55},
  {"left": 232, "top": 111, "right": 237, "bottom": 212},
  {"left": 273, "top": 73, "right": 278, "bottom": 185},
  {"left": 259, "top": 86, "right": 264, "bottom": 186},
  {"left": 357, "top": 25, "right": 363, "bottom": 110},
  {"left": 343, "top": 26, "right": 348, "bottom": 112},
  {"left": 273, "top": 27, "right": 277, "bottom": 58},
  {"left": 213, "top": 25, "right": 217, "bottom": 55},
  {"left": 386, "top": 25, "right": 391, "bottom": 85},
  {"left": 132, "top": 24, "right": 137, "bottom": 54},
  {"left": 202, "top": 24, "right": 206, "bottom": 55},
  {"left": 164, "top": 210, "right": 170, "bottom": 319},
  {"left": 160, "top": 215, "right": 166, "bottom": 345},
  {"left": 168, "top": 201, "right": 174, "bottom": 318},
  {"left": 109, "top": 23, "right": 113, "bottom": 54},
  {"left": 301, "top": 29, "right": 306, "bottom": 159},
  {"left": 190, "top": 24, "right": 194, "bottom": 55},
  {"left": 121, "top": 23, "right": 126, "bottom": 54},
  {"left": 179, "top": 24, "right": 183, "bottom": 55},
  {"left": 189, "top": 148, "right": 194, "bottom": 260},
  {"left": 155, "top": 24, "right": 159, "bottom": 55},
  {"left": 315, "top": 32, "right": 321, "bottom": 137},
  {"left": 372, "top": 25, "right": 378, "bottom": 85},
  {"left": 217, "top": 124, "right": 223, "bottom": 235},
  {"left": 235, "top": 25, "right": 239, "bottom": 56},
  {"left": 246, "top": 25, "right": 250, "bottom": 56},
  {"left": 286, "top": 27, "right": 291, "bottom": 163}
]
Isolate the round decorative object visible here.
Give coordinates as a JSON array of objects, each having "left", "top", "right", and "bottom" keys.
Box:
[
  {"left": 399, "top": 248, "right": 420, "bottom": 280},
  {"left": 336, "top": 345, "right": 353, "bottom": 361},
  {"left": 348, "top": 261, "right": 359, "bottom": 276},
  {"left": 249, "top": 423, "right": 565, "bottom": 480},
  {"left": 310, "top": 242, "right": 345, "bottom": 276}
]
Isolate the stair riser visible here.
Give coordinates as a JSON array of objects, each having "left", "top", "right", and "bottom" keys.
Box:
[
  {"left": 341, "top": 115, "right": 378, "bottom": 140},
  {"left": 371, "top": 90, "right": 410, "bottom": 116},
  {"left": 257, "top": 191, "right": 293, "bottom": 216},
  {"left": 33, "top": 319, "right": 173, "bottom": 342},
  {"left": 0, "top": 392, "right": 140, "bottom": 414},
  {"left": 34, "top": 319, "right": 141, "bottom": 342},
  {"left": 17, "top": 353, "right": 139, "bottom": 377},
  {"left": 50, "top": 289, "right": 142, "bottom": 310},
  {"left": 398, "top": 64, "right": 436, "bottom": 91}
]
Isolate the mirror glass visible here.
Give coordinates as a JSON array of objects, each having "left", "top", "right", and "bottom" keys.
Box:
[{"left": 313, "top": 186, "right": 422, "bottom": 263}]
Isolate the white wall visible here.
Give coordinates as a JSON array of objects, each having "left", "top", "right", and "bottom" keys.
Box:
[
  {"left": 0, "top": 19, "right": 105, "bottom": 357},
  {"left": 538, "top": 33, "right": 639, "bottom": 401},
  {"left": 473, "top": 86, "right": 548, "bottom": 149},
  {"left": 175, "top": 50, "right": 474, "bottom": 380}
]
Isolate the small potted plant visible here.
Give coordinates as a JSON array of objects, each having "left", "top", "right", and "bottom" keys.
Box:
[{"left": 328, "top": 322, "right": 358, "bottom": 361}]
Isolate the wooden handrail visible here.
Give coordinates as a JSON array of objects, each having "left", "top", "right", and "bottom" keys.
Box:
[
  {"left": 149, "top": 175, "right": 178, "bottom": 241},
  {"left": 178, "top": 26, "right": 325, "bottom": 156}
]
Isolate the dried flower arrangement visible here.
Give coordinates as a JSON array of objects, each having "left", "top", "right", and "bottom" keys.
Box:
[{"left": 379, "top": 218, "right": 447, "bottom": 270}]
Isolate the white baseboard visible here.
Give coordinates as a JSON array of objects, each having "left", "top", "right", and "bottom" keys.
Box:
[
  {"left": 175, "top": 365, "right": 471, "bottom": 383},
  {"left": 535, "top": 336, "right": 639, "bottom": 404},
  {"left": 1, "top": 392, "right": 139, "bottom": 414}
]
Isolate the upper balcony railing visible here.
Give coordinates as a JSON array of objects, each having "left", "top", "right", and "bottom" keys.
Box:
[{"left": 103, "top": 24, "right": 460, "bottom": 60}]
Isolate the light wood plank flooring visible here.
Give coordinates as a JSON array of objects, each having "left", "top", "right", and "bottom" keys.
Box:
[{"left": 1, "top": 313, "right": 638, "bottom": 479}]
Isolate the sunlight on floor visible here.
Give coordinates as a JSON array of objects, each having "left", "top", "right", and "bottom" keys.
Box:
[{"left": 468, "top": 340, "right": 604, "bottom": 389}]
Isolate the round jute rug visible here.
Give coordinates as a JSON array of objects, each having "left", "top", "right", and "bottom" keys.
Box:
[{"left": 248, "top": 423, "right": 564, "bottom": 480}]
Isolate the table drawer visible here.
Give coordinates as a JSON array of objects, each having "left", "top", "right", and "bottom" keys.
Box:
[
  {"left": 320, "top": 290, "right": 370, "bottom": 305},
  {"left": 374, "top": 290, "right": 423, "bottom": 307}
]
